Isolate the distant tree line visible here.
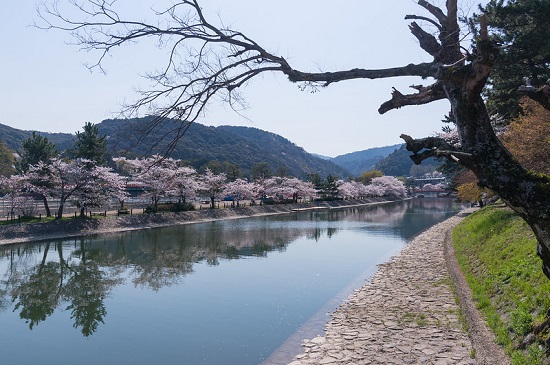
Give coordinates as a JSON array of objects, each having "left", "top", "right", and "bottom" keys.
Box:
[{"left": 0, "top": 125, "right": 407, "bottom": 220}]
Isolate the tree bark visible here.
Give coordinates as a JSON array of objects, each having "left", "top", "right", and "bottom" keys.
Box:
[{"left": 41, "top": 194, "right": 51, "bottom": 217}]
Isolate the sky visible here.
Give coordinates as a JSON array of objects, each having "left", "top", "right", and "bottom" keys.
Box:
[{"left": 1, "top": 0, "right": 483, "bottom": 157}]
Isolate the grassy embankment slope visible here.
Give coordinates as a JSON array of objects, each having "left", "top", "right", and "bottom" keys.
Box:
[{"left": 453, "top": 204, "right": 550, "bottom": 364}]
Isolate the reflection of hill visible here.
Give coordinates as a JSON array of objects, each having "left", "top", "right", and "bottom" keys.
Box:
[{"left": 0, "top": 217, "right": 336, "bottom": 335}]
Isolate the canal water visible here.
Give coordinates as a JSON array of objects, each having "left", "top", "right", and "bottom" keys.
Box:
[{"left": 0, "top": 198, "right": 460, "bottom": 364}]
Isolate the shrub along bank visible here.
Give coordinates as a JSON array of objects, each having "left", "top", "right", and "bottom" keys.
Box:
[{"left": 453, "top": 204, "right": 550, "bottom": 365}]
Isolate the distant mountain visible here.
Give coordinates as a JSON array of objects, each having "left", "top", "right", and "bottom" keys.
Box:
[
  {"left": 0, "top": 123, "right": 75, "bottom": 152},
  {"left": 0, "top": 119, "right": 349, "bottom": 179},
  {"left": 331, "top": 144, "right": 402, "bottom": 176},
  {"left": 310, "top": 153, "right": 331, "bottom": 161},
  {"left": 373, "top": 144, "right": 439, "bottom": 177}
]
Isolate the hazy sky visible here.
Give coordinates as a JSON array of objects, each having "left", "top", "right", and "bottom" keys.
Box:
[{"left": 1, "top": 1, "right": 482, "bottom": 157}]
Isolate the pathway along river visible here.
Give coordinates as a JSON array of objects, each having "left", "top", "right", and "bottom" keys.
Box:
[{"left": 0, "top": 198, "right": 461, "bottom": 364}]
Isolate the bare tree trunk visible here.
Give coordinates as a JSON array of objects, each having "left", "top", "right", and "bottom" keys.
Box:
[{"left": 41, "top": 194, "right": 51, "bottom": 217}]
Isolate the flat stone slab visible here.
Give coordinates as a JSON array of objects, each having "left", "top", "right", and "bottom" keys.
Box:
[{"left": 288, "top": 215, "right": 477, "bottom": 364}]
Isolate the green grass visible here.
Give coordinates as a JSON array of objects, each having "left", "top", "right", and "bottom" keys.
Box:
[
  {"left": 0, "top": 214, "right": 92, "bottom": 226},
  {"left": 453, "top": 204, "right": 550, "bottom": 364}
]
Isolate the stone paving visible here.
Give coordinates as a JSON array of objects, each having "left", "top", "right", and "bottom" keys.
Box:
[{"left": 288, "top": 214, "right": 477, "bottom": 365}]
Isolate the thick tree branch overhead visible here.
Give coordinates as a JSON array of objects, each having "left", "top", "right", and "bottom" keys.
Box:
[
  {"left": 37, "top": 0, "right": 444, "bottom": 130},
  {"left": 38, "top": 0, "right": 550, "bottom": 278}
]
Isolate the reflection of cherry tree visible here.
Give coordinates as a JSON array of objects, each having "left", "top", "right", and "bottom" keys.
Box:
[
  {"left": 222, "top": 179, "right": 255, "bottom": 207},
  {"left": 63, "top": 240, "right": 120, "bottom": 337},
  {"left": 8, "top": 240, "right": 121, "bottom": 337},
  {"left": 200, "top": 169, "right": 227, "bottom": 208},
  {"left": 11, "top": 243, "right": 64, "bottom": 329}
]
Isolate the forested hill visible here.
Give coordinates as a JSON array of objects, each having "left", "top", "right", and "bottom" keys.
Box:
[
  {"left": 99, "top": 117, "right": 350, "bottom": 179},
  {"left": 331, "top": 144, "right": 402, "bottom": 176},
  {"left": 0, "top": 119, "right": 349, "bottom": 179},
  {"left": 373, "top": 144, "right": 439, "bottom": 177},
  {"left": 330, "top": 144, "right": 442, "bottom": 177},
  {"left": 0, "top": 123, "right": 75, "bottom": 152}
]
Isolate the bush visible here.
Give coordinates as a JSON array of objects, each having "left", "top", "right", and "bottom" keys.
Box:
[{"left": 146, "top": 202, "right": 195, "bottom": 213}]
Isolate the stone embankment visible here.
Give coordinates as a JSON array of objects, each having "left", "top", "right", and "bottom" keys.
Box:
[
  {"left": 286, "top": 210, "right": 509, "bottom": 365},
  {"left": 0, "top": 198, "right": 397, "bottom": 246}
]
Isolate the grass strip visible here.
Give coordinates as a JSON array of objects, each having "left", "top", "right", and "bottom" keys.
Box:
[{"left": 452, "top": 204, "right": 550, "bottom": 364}]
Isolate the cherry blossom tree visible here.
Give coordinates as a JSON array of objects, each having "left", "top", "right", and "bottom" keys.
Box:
[
  {"left": 222, "top": 179, "right": 255, "bottom": 207},
  {"left": 117, "top": 155, "right": 178, "bottom": 212},
  {"left": 263, "top": 177, "right": 293, "bottom": 203},
  {"left": 27, "top": 158, "right": 94, "bottom": 218},
  {"left": 260, "top": 176, "right": 317, "bottom": 203},
  {"left": 287, "top": 177, "right": 318, "bottom": 203},
  {"left": 371, "top": 176, "right": 407, "bottom": 198},
  {"left": 171, "top": 166, "right": 200, "bottom": 205},
  {"left": 73, "top": 166, "right": 128, "bottom": 215},
  {"left": 200, "top": 169, "right": 227, "bottom": 209},
  {"left": 363, "top": 183, "right": 385, "bottom": 198},
  {"left": 337, "top": 180, "right": 369, "bottom": 200},
  {"left": 26, "top": 158, "right": 128, "bottom": 218},
  {"left": 0, "top": 175, "right": 27, "bottom": 218}
]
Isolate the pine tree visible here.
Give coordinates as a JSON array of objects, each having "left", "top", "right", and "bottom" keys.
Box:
[
  {"left": 18, "top": 132, "right": 57, "bottom": 172},
  {"left": 482, "top": 0, "right": 550, "bottom": 120},
  {"left": 73, "top": 122, "right": 108, "bottom": 166}
]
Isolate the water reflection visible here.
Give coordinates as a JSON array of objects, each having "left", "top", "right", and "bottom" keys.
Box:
[
  {"left": 0, "top": 213, "right": 338, "bottom": 336},
  {"left": 4, "top": 240, "right": 123, "bottom": 336},
  {"left": 0, "top": 198, "right": 460, "bottom": 364}
]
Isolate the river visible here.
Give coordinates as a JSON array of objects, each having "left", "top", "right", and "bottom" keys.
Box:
[{"left": 0, "top": 198, "right": 461, "bottom": 364}]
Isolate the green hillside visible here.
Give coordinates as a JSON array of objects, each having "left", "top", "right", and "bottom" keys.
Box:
[
  {"left": 331, "top": 144, "right": 402, "bottom": 176},
  {"left": 373, "top": 144, "right": 440, "bottom": 177},
  {"left": 0, "top": 123, "right": 75, "bottom": 152},
  {"left": 0, "top": 119, "right": 349, "bottom": 179}
]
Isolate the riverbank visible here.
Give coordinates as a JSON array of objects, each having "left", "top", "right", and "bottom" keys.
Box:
[
  {"left": 0, "top": 198, "right": 400, "bottom": 246},
  {"left": 278, "top": 209, "right": 509, "bottom": 365},
  {"left": 1, "top": 199, "right": 507, "bottom": 364}
]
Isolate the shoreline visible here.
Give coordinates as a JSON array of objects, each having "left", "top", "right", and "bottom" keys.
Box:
[
  {"left": 0, "top": 198, "right": 401, "bottom": 246},
  {"left": 275, "top": 209, "right": 509, "bottom": 365},
  {"left": 1, "top": 198, "right": 506, "bottom": 364}
]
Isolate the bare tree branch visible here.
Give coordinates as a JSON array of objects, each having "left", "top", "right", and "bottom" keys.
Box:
[
  {"left": 36, "top": 0, "right": 444, "bottom": 153},
  {"left": 519, "top": 83, "right": 550, "bottom": 112},
  {"left": 37, "top": 0, "right": 550, "bottom": 278},
  {"left": 418, "top": 0, "right": 447, "bottom": 25},
  {"left": 408, "top": 22, "right": 442, "bottom": 59},
  {"left": 378, "top": 82, "right": 447, "bottom": 114}
]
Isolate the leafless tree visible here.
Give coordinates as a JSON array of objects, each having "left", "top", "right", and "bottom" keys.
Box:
[{"left": 38, "top": 0, "right": 550, "bottom": 277}]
